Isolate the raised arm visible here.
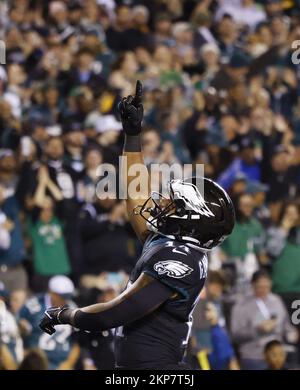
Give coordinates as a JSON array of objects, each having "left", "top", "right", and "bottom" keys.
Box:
[
  {"left": 119, "top": 81, "right": 151, "bottom": 242},
  {"left": 45, "top": 174, "right": 63, "bottom": 202},
  {"left": 33, "top": 166, "right": 63, "bottom": 207},
  {"left": 33, "top": 166, "right": 48, "bottom": 207}
]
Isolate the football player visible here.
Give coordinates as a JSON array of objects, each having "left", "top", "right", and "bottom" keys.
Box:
[{"left": 39, "top": 81, "right": 235, "bottom": 370}]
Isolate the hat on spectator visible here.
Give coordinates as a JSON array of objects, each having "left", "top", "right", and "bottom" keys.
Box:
[
  {"left": 228, "top": 51, "right": 251, "bottom": 68},
  {"left": 95, "top": 115, "right": 122, "bottom": 133},
  {"left": 46, "top": 125, "right": 62, "bottom": 137},
  {"left": 63, "top": 121, "right": 83, "bottom": 134},
  {"left": 48, "top": 275, "right": 75, "bottom": 298}
]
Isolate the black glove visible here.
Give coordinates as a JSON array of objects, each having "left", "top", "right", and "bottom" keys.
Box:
[
  {"left": 39, "top": 306, "right": 69, "bottom": 335},
  {"left": 118, "top": 80, "right": 144, "bottom": 135}
]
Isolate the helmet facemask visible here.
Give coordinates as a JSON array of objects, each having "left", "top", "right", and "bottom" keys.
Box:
[{"left": 134, "top": 190, "right": 177, "bottom": 234}]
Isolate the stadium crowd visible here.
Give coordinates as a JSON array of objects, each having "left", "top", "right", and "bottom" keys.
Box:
[{"left": 0, "top": 0, "right": 300, "bottom": 370}]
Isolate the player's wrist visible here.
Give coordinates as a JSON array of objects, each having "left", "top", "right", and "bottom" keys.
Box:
[
  {"left": 121, "top": 120, "right": 142, "bottom": 136},
  {"left": 123, "top": 134, "right": 142, "bottom": 152},
  {"left": 57, "top": 307, "right": 77, "bottom": 325}
]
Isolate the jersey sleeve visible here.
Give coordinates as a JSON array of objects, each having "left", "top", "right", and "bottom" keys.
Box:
[{"left": 142, "top": 244, "right": 207, "bottom": 300}]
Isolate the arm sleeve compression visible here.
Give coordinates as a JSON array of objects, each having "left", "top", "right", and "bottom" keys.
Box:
[{"left": 60, "top": 277, "right": 174, "bottom": 332}]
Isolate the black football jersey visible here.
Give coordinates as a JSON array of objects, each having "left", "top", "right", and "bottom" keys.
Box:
[{"left": 115, "top": 234, "right": 208, "bottom": 369}]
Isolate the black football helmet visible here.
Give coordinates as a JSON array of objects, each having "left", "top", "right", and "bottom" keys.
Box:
[{"left": 136, "top": 177, "right": 235, "bottom": 250}]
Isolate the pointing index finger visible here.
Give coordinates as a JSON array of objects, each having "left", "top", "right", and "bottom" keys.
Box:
[{"left": 134, "top": 80, "right": 143, "bottom": 105}]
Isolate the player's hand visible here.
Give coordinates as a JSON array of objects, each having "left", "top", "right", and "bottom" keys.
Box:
[
  {"left": 118, "top": 80, "right": 144, "bottom": 135},
  {"left": 39, "top": 306, "right": 69, "bottom": 335}
]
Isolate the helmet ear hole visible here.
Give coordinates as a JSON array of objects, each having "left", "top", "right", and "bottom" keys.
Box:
[
  {"left": 176, "top": 208, "right": 185, "bottom": 217},
  {"left": 175, "top": 200, "right": 186, "bottom": 217}
]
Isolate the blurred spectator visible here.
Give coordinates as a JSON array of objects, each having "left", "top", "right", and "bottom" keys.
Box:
[
  {"left": 215, "top": 14, "right": 239, "bottom": 61},
  {"left": 78, "top": 198, "right": 137, "bottom": 275},
  {"left": 18, "top": 348, "right": 48, "bottom": 370},
  {"left": 9, "top": 289, "right": 27, "bottom": 316},
  {"left": 141, "top": 128, "right": 161, "bottom": 166},
  {"left": 264, "top": 339, "right": 288, "bottom": 370},
  {"left": 95, "top": 114, "right": 122, "bottom": 165},
  {"left": 63, "top": 123, "right": 86, "bottom": 175},
  {"left": 18, "top": 275, "right": 80, "bottom": 370},
  {"left": 263, "top": 146, "right": 298, "bottom": 206},
  {"left": 191, "top": 271, "right": 239, "bottom": 370},
  {"left": 160, "top": 111, "right": 190, "bottom": 163},
  {"left": 76, "top": 147, "right": 103, "bottom": 204},
  {"left": 267, "top": 201, "right": 300, "bottom": 298},
  {"left": 44, "top": 137, "right": 76, "bottom": 201},
  {"left": 63, "top": 47, "right": 106, "bottom": 95},
  {"left": 0, "top": 182, "right": 27, "bottom": 292},
  {"left": 154, "top": 12, "right": 174, "bottom": 47},
  {"left": 215, "top": 0, "right": 266, "bottom": 29},
  {"left": 0, "top": 282, "right": 23, "bottom": 368},
  {"left": 0, "top": 150, "right": 18, "bottom": 196},
  {"left": 231, "top": 270, "right": 298, "bottom": 370},
  {"left": 27, "top": 166, "right": 71, "bottom": 292},
  {"left": 220, "top": 193, "right": 264, "bottom": 287},
  {"left": 266, "top": 201, "right": 300, "bottom": 361},
  {"left": 42, "top": 136, "right": 82, "bottom": 279},
  {"left": 106, "top": 5, "right": 151, "bottom": 52},
  {"left": 228, "top": 173, "right": 248, "bottom": 199},
  {"left": 218, "top": 138, "right": 261, "bottom": 191},
  {"left": 246, "top": 181, "right": 270, "bottom": 227},
  {"left": 193, "top": 9, "right": 215, "bottom": 48}
]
